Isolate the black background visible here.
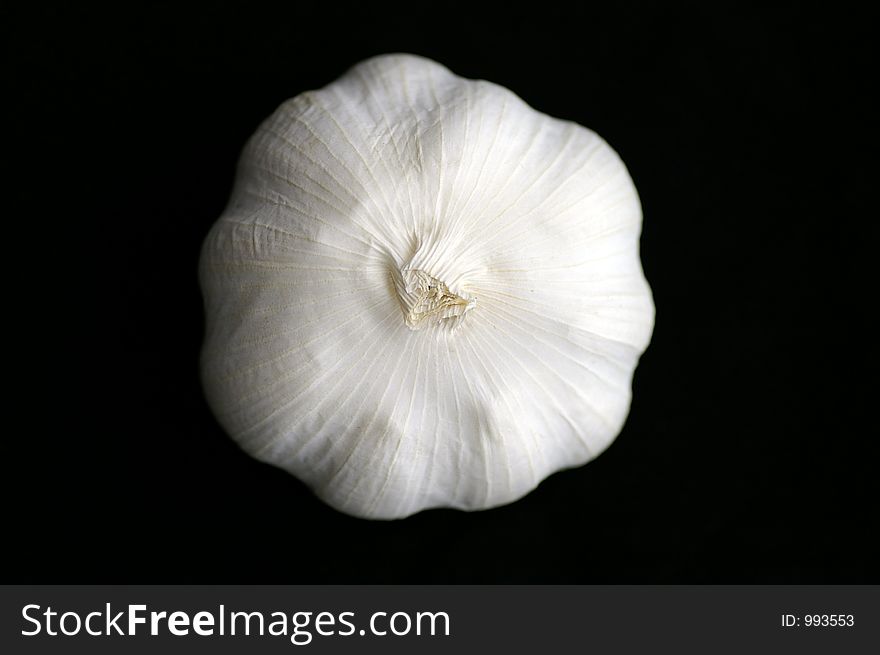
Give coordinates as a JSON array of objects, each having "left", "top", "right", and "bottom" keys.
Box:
[{"left": 7, "top": 3, "right": 875, "bottom": 582}]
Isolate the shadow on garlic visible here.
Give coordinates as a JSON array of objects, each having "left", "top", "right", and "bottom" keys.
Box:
[{"left": 199, "top": 53, "right": 654, "bottom": 520}]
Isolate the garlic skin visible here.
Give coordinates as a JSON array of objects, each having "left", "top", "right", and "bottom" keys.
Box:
[{"left": 200, "top": 54, "right": 654, "bottom": 519}]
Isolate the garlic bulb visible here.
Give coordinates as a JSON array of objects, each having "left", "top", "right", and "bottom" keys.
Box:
[{"left": 200, "top": 54, "right": 654, "bottom": 519}]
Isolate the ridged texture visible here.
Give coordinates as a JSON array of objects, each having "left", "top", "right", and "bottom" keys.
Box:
[{"left": 200, "top": 54, "right": 654, "bottom": 519}]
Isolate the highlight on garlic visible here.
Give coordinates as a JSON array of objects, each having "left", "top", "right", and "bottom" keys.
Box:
[{"left": 200, "top": 53, "right": 654, "bottom": 519}]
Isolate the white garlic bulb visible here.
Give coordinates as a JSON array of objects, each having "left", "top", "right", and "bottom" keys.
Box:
[{"left": 200, "top": 54, "right": 654, "bottom": 519}]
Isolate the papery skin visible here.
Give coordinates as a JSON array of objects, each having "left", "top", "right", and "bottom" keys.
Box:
[{"left": 200, "top": 54, "right": 654, "bottom": 519}]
